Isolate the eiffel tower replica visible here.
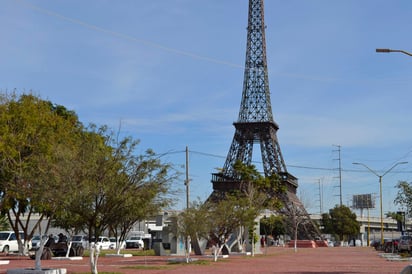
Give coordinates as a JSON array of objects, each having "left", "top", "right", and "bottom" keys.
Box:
[{"left": 209, "top": 0, "right": 321, "bottom": 240}]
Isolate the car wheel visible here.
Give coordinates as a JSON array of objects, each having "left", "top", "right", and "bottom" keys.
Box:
[{"left": 2, "top": 246, "right": 9, "bottom": 254}]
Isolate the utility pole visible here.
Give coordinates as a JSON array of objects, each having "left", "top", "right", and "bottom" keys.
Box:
[
  {"left": 316, "top": 179, "right": 323, "bottom": 214},
  {"left": 333, "top": 145, "right": 342, "bottom": 206},
  {"left": 184, "top": 146, "right": 191, "bottom": 261},
  {"left": 185, "top": 146, "right": 189, "bottom": 209}
]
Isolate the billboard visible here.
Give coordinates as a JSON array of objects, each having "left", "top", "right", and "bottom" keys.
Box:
[{"left": 352, "top": 194, "right": 375, "bottom": 209}]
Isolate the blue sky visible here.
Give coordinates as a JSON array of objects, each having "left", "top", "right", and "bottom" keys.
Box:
[{"left": 2, "top": 0, "right": 412, "bottom": 216}]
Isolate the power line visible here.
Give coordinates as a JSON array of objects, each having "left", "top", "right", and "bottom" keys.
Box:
[
  {"left": 15, "top": 0, "right": 244, "bottom": 70},
  {"left": 161, "top": 149, "right": 412, "bottom": 174},
  {"left": 13, "top": 0, "right": 336, "bottom": 83}
]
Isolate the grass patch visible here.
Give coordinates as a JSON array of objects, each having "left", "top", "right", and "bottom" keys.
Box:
[
  {"left": 82, "top": 249, "right": 155, "bottom": 257},
  {"left": 399, "top": 252, "right": 412, "bottom": 258},
  {"left": 168, "top": 259, "right": 211, "bottom": 265},
  {"left": 122, "top": 265, "right": 172, "bottom": 270}
]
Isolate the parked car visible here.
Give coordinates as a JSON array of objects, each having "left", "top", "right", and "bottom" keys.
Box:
[
  {"left": 109, "top": 237, "right": 125, "bottom": 249},
  {"left": 71, "top": 235, "right": 89, "bottom": 249},
  {"left": 398, "top": 235, "right": 412, "bottom": 253},
  {"left": 125, "top": 235, "right": 144, "bottom": 249},
  {"left": 0, "top": 231, "right": 28, "bottom": 253},
  {"left": 383, "top": 238, "right": 399, "bottom": 253},
  {"left": 370, "top": 239, "right": 380, "bottom": 250},
  {"left": 31, "top": 235, "right": 49, "bottom": 249},
  {"left": 93, "top": 236, "right": 111, "bottom": 250}
]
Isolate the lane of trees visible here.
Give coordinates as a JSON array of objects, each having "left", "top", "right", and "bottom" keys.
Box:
[{"left": 0, "top": 92, "right": 177, "bottom": 272}]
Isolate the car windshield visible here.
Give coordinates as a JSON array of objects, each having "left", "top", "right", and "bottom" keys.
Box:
[
  {"left": 32, "top": 235, "right": 41, "bottom": 241},
  {"left": 72, "top": 236, "right": 83, "bottom": 241},
  {"left": 129, "top": 236, "right": 141, "bottom": 240},
  {"left": 98, "top": 237, "right": 108, "bottom": 242},
  {"left": 0, "top": 233, "right": 9, "bottom": 240}
]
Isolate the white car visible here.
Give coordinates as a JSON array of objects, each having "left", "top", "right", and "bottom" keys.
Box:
[
  {"left": 125, "top": 236, "right": 144, "bottom": 249},
  {"left": 0, "top": 231, "right": 27, "bottom": 253},
  {"left": 109, "top": 237, "right": 125, "bottom": 249},
  {"left": 94, "top": 236, "right": 111, "bottom": 250}
]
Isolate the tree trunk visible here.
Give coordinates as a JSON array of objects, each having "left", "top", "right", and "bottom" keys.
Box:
[
  {"left": 34, "top": 235, "right": 49, "bottom": 270},
  {"left": 65, "top": 242, "right": 72, "bottom": 257},
  {"left": 251, "top": 233, "right": 255, "bottom": 257},
  {"left": 89, "top": 244, "right": 100, "bottom": 274},
  {"left": 294, "top": 225, "right": 298, "bottom": 253},
  {"left": 185, "top": 236, "right": 191, "bottom": 263},
  {"left": 35, "top": 244, "right": 44, "bottom": 270}
]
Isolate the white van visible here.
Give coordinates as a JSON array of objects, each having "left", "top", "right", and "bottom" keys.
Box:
[
  {"left": 93, "top": 236, "right": 111, "bottom": 250},
  {"left": 0, "top": 231, "right": 26, "bottom": 253}
]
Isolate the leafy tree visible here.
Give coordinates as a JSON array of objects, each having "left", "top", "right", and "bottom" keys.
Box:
[
  {"left": 260, "top": 215, "right": 285, "bottom": 241},
  {"left": 232, "top": 161, "right": 285, "bottom": 210},
  {"left": 203, "top": 161, "right": 285, "bottom": 260},
  {"left": 0, "top": 93, "right": 81, "bottom": 261},
  {"left": 395, "top": 181, "right": 412, "bottom": 218},
  {"left": 176, "top": 199, "right": 211, "bottom": 263},
  {"left": 321, "top": 205, "right": 359, "bottom": 242},
  {"left": 206, "top": 194, "right": 247, "bottom": 261},
  {"left": 0, "top": 215, "right": 10, "bottom": 231},
  {"left": 386, "top": 211, "right": 404, "bottom": 224},
  {"left": 52, "top": 125, "right": 176, "bottom": 273},
  {"left": 386, "top": 211, "right": 406, "bottom": 232},
  {"left": 230, "top": 161, "right": 284, "bottom": 254},
  {"left": 393, "top": 181, "right": 412, "bottom": 232},
  {"left": 106, "top": 147, "right": 176, "bottom": 255},
  {"left": 283, "top": 202, "right": 307, "bottom": 252}
]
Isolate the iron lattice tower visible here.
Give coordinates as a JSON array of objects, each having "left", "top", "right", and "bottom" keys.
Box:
[{"left": 210, "top": 0, "right": 321, "bottom": 240}]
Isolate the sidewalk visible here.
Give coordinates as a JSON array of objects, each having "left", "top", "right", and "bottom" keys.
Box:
[{"left": 0, "top": 246, "right": 410, "bottom": 273}]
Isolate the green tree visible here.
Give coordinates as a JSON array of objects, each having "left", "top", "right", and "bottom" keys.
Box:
[
  {"left": 205, "top": 161, "right": 285, "bottom": 260},
  {"left": 231, "top": 161, "right": 284, "bottom": 254},
  {"left": 106, "top": 147, "right": 176, "bottom": 254},
  {"left": 321, "top": 205, "right": 359, "bottom": 242},
  {"left": 0, "top": 93, "right": 81, "bottom": 259},
  {"left": 395, "top": 181, "right": 412, "bottom": 217},
  {"left": 232, "top": 161, "right": 285, "bottom": 210},
  {"left": 206, "top": 194, "right": 247, "bottom": 261},
  {"left": 0, "top": 215, "right": 10, "bottom": 231},
  {"left": 260, "top": 215, "right": 285, "bottom": 241},
  {"left": 386, "top": 211, "right": 404, "bottom": 223},
  {"left": 52, "top": 125, "right": 176, "bottom": 273},
  {"left": 394, "top": 181, "right": 412, "bottom": 232},
  {"left": 176, "top": 199, "right": 211, "bottom": 262},
  {"left": 284, "top": 202, "right": 307, "bottom": 252}
]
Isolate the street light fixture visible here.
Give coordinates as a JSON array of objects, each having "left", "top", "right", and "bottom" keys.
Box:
[
  {"left": 376, "top": 48, "right": 412, "bottom": 57},
  {"left": 352, "top": 161, "right": 408, "bottom": 246}
]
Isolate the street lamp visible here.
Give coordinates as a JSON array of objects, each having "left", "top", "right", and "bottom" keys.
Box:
[
  {"left": 352, "top": 161, "right": 408, "bottom": 246},
  {"left": 376, "top": 48, "right": 412, "bottom": 57}
]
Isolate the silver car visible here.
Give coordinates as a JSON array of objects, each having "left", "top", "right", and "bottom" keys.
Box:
[{"left": 398, "top": 235, "right": 412, "bottom": 253}]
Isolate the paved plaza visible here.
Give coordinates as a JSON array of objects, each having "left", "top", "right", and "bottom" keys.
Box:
[{"left": 0, "top": 246, "right": 410, "bottom": 273}]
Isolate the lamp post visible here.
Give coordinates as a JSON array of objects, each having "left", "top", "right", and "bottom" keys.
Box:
[
  {"left": 376, "top": 48, "right": 412, "bottom": 57},
  {"left": 352, "top": 161, "right": 408, "bottom": 245}
]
